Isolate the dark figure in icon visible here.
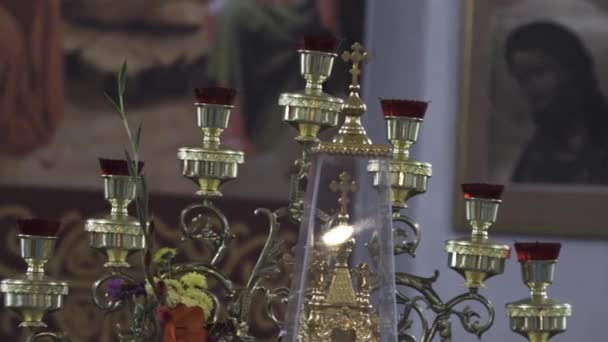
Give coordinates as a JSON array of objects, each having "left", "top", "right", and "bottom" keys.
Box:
[{"left": 505, "top": 21, "right": 608, "bottom": 185}]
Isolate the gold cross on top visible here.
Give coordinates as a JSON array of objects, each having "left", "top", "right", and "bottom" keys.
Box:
[
  {"left": 341, "top": 42, "right": 369, "bottom": 87},
  {"left": 330, "top": 172, "right": 359, "bottom": 219}
]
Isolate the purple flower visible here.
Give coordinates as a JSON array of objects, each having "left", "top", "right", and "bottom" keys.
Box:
[
  {"left": 123, "top": 282, "right": 146, "bottom": 298},
  {"left": 106, "top": 277, "right": 146, "bottom": 302},
  {"left": 106, "top": 278, "right": 126, "bottom": 302}
]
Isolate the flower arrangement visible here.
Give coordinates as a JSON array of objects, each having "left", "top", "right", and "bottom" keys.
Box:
[
  {"left": 105, "top": 247, "right": 214, "bottom": 342},
  {"left": 103, "top": 61, "right": 215, "bottom": 341},
  {"left": 104, "top": 277, "right": 157, "bottom": 341},
  {"left": 148, "top": 248, "right": 214, "bottom": 319},
  {"left": 153, "top": 248, "right": 214, "bottom": 342}
]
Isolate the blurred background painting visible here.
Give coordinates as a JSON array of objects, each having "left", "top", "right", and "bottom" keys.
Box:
[
  {"left": 0, "top": 0, "right": 365, "bottom": 340},
  {"left": 0, "top": 0, "right": 364, "bottom": 199},
  {"left": 460, "top": 0, "right": 608, "bottom": 236},
  {"left": 480, "top": 0, "right": 608, "bottom": 186}
]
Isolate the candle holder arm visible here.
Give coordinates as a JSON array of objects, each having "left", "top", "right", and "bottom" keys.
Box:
[
  {"left": 179, "top": 198, "right": 233, "bottom": 267},
  {"left": 395, "top": 271, "right": 495, "bottom": 342},
  {"left": 233, "top": 205, "right": 330, "bottom": 337},
  {"left": 392, "top": 211, "right": 421, "bottom": 257},
  {"left": 263, "top": 286, "right": 291, "bottom": 330}
]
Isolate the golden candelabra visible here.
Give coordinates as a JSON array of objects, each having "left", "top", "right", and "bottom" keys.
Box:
[
  {"left": 0, "top": 220, "right": 68, "bottom": 341},
  {"left": 0, "top": 38, "right": 572, "bottom": 342}
]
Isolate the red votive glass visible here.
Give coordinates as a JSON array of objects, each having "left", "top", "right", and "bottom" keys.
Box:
[{"left": 461, "top": 183, "right": 504, "bottom": 200}]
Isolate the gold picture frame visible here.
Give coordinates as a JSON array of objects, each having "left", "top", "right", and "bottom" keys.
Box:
[{"left": 457, "top": 0, "right": 608, "bottom": 237}]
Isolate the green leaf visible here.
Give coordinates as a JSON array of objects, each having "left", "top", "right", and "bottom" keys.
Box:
[
  {"left": 139, "top": 174, "right": 148, "bottom": 216},
  {"left": 118, "top": 61, "right": 127, "bottom": 96},
  {"left": 104, "top": 92, "right": 124, "bottom": 117},
  {"left": 125, "top": 151, "right": 137, "bottom": 180},
  {"left": 118, "top": 60, "right": 127, "bottom": 112},
  {"left": 135, "top": 122, "right": 143, "bottom": 152}
]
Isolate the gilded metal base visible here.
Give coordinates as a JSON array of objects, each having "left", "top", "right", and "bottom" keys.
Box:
[
  {"left": 368, "top": 159, "right": 431, "bottom": 208},
  {"left": 445, "top": 239, "right": 509, "bottom": 288},
  {"left": 0, "top": 275, "right": 69, "bottom": 328},
  {"left": 299, "top": 240, "right": 378, "bottom": 342},
  {"left": 506, "top": 261, "right": 571, "bottom": 341},
  {"left": 177, "top": 147, "right": 244, "bottom": 197},
  {"left": 85, "top": 217, "right": 145, "bottom": 268},
  {"left": 506, "top": 299, "right": 571, "bottom": 341},
  {"left": 279, "top": 92, "right": 342, "bottom": 142}
]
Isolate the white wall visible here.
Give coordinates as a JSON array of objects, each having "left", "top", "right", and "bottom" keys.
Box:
[{"left": 363, "top": 0, "right": 608, "bottom": 341}]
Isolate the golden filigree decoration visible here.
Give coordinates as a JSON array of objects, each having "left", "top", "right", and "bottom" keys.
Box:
[
  {"left": 278, "top": 94, "right": 343, "bottom": 112},
  {"left": 445, "top": 243, "right": 510, "bottom": 259},
  {"left": 506, "top": 306, "right": 572, "bottom": 317},
  {"left": 177, "top": 148, "right": 245, "bottom": 163},
  {"left": 315, "top": 142, "right": 391, "bottom": 157},
  {"left": 389, "top": 160, "right": 433, "bottom": 176},
  {"left": 0, "top": 283, "right": 68, "bottom": 296},
  {"left": 84, "top": 220, "right": 142, "bottom": 235}
]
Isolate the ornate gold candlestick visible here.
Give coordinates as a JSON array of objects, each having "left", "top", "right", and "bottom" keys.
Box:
[
  {"left": 507, "top": 243, "right": 571, "bottom": 342},
  {"left": 445, "top": 184, "right": 510, "bottom": 289},
  {"left": 279, "top": 36, "right": 343, "bottom": 144},
  {"left": 85, "top": 159, "right": 146, "bottom": 268},
  {"left": 178, "top": 88, "right": 244, "bottom": 199},
  {"left": 0, "top": 219, "right": 68, "bottom": 331},
  {"left": 369, "top": 99, "right": 432, "bottom": 256},
  {"left": 278, "top": 36, "right": 344, "bottom": 220}
]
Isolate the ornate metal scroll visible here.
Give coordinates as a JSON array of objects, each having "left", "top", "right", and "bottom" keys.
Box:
[
  {"left": 26, "top": 331, "right": 66, "bottom": 342},
  {"left": 393, "top": 213, "right": 495, "bottom": 342},
  {"left": 392, "top": 211, "right": 421, "bottom": 257}
]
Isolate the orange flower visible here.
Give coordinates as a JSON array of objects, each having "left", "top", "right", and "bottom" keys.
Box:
[{"left": 159, "top": 304, "right": 208, "bottom": 342}]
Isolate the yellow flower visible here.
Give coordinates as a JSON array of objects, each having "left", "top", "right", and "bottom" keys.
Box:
[
  {"left": 182, "top": 288, "right": 214, "bottom": 318},
  {"left": 164, "top": 279, "right": 185, "bottom": 295},
  {"left": 162, "top": 279, "right": 185, "bottom": 308},
  {"left": 166, "top": 289, "right": 182, "bottom": 308},
  {"left": 145, "top": 281, "right": 155, "bottom": 297},
  {"left": 153, "top": 247, "right": 177, "bottom": 263},
  {"left": 180, "top": 272, "right": 208, "bottom": 289}
]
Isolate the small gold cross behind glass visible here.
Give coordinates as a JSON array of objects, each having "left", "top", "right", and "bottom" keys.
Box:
[{"left": 330, "top": 172, "right": 359, "bottom": 223}]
